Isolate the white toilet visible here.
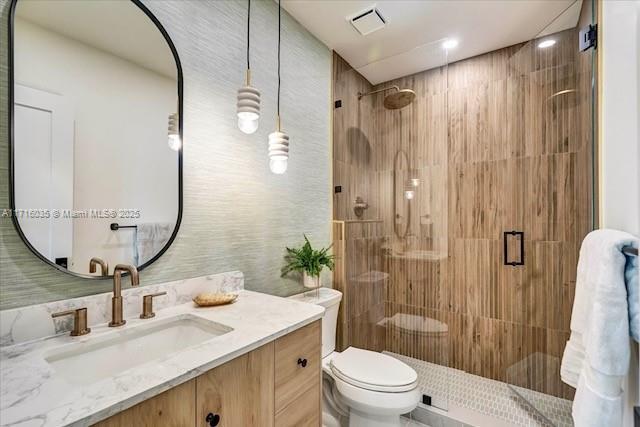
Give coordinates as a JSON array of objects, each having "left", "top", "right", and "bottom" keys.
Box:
[{"left": 289, "top": 288, "right": 420, "bottom": 427}]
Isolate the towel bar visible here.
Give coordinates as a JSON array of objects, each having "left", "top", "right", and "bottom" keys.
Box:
[
  {"left": 623, "top": 246, "right": 638, "bottom": 256},
  {"left": 110, "top": 223, "right": 137, "bottom": 231}
]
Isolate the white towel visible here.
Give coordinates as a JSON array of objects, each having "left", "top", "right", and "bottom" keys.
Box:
[
  {"left": 135, "top": 223, "right": 174, "bottom": 265},
  {"left": 561, "top": 229, "right": 639, "bottom": 427}
]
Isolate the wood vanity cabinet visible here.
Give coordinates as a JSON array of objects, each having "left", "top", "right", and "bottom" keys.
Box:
[
  {"left": 93, "top": 379, "right": 196, "bottom": 426},
  {"left": 196, "top": 342, "right": 275, "bottom": 427},
  {"left": 93, "top": 320, "right": 321, "bottom": 427},
  {"left": 274, "top": 321, "right": 321, "bottom": 427}
]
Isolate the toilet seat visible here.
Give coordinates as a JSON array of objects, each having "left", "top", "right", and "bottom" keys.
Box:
[
  {"left": 331, "top": 373, "right": 421, "bottom": 417},
  {"left": 329, "top": 347, "right": 417, "bottom": 392},
  {"left": 323, "top": 350, "right": 420, "bottom": 419}
]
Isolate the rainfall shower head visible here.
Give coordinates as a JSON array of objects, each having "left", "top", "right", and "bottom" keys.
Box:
[
  {"left": 358, "top": 85, "right": 416, "bottom": 110},
  {"left": 383, "top": 88, "right": 416, "bottom": 109}
]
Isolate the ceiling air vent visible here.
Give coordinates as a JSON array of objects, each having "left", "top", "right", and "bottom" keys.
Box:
[{"left": 348, "top": 6, "right": 386, "bottom": 36}]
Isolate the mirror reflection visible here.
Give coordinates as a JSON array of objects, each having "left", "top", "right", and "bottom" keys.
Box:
[{"left": 12, "top": 0, "right": 182, "bottom": 277}]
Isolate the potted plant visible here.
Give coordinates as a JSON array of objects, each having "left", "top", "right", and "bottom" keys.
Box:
[{"left": 281, "top": 235, "right": 334, "bottom": 289}]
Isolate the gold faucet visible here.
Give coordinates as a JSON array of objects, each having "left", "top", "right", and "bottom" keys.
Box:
[
  {"left": 109, "top": 264, "right": 140, "bottom": 327},
  {"left": 89, "top": 257, "right": 109, "bottom": 276}
]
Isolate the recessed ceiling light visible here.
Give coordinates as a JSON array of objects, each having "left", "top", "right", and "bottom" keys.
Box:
[
  {"left": 538, "top": 39, "right": 556, "bottom": 49},
  {"left": 442, "top": 39, "right": 458, "bottom": 50}
]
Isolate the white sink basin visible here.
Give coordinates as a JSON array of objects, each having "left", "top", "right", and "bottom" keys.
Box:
[{"left": 45, "top": 314, "right": 232, "bottom": 386}]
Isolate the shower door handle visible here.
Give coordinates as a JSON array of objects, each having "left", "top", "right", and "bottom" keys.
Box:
[{"left": 503, "top": 231, "right": 524, "bottom": 266}]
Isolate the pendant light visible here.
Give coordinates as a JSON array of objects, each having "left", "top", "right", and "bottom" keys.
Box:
[
  {"left": 237, "top": 0, "right": 260, "bottom": 134},
  {"left": 268, "top": 0, "right": 289, "bottom": 174},
  {"left": 167, "top": 112, "right": 181, "bottom": 151}
]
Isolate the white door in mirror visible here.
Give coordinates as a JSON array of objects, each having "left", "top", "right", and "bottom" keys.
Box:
[{"left": 14, "top": 84, "right": 74, "bottom": 265}]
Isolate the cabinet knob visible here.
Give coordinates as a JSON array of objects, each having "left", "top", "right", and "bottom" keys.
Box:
[
  {"left": 297, "top": 358, "right": 308, "bottom": 368},
  {"left": 206, "top": 413, "right": 220, "bottom": 426}
]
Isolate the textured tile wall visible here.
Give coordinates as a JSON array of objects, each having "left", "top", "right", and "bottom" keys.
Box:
[
  {"left": 0, "top": 0, "right": 332, "bottom": 309},
  {"left": 333, "top": 28, "right": 593, "bottom": 400}
]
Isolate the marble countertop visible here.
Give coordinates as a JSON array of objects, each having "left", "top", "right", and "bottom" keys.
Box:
[{"left": 0, "top": 290, "right": 324, "bottom": 427}]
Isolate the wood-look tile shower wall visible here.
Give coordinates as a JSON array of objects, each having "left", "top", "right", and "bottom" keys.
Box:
[{"left": 332, "top": 27, "right": 593, "bottom": 399}]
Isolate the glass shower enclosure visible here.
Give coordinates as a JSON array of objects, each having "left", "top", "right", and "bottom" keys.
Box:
[{"left": 332, "top": 1, "right": 596, "bottom": 425}]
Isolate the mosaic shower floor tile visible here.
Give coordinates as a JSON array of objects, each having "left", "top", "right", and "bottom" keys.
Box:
[
  {"left": 385, "top": 352, "right": 573, "bottom": 427},
  {"left": 401, "top": 416, "right": 430, "bottom": 427}
]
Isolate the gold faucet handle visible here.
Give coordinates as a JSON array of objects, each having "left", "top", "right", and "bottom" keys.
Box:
[
  {"left": 140, "top": 292, "right": 167, "bottom": 319},
  {"left": 52, "top": 307, "right": 91, "bottom": 336}
]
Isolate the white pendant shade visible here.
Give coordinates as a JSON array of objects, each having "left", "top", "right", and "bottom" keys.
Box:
[
  {"left": 167, "top": 135, "right": 181, "bottom": 151},
  {"left": 238, "top": 116, "right": 259, "bottom": 134},
  {"left": 268, "top": 130, "right": 289, "bottom": 174},
  {"left": 167, "top": 112, "right": 181, "bottom": 151},
  {"left": 270, "top": 1, "right": 288, "bottom": 174},
  {"left": 237, "top": 85, "right": 260, "bottom": 134}
]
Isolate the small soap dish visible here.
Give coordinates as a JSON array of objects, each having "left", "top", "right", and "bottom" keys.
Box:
[{"left": 193, "top": 292, "right": 238, "bottom": 307}]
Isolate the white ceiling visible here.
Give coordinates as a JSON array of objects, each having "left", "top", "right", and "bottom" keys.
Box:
[
  {"left": 16, "top": 0, "right": 177, "bottom": 79},
  {"left": 282, "top": 0, "right": 582, "bottom": 84}
]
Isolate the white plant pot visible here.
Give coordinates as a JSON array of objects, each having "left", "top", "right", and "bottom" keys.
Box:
[{"left": 303, "top": 272, "right": 320, "bottom": 289}]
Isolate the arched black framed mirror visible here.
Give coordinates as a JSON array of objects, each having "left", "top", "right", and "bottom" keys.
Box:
[{"left": 8, "top": 0, "right": 183, "bottom": 278}]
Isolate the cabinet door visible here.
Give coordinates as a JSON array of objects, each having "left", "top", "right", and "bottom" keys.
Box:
[
  {"left": 196, "top": 343, "right": 274, "bottom": 427},
  {"left": 274, "top": 381, "right": 320, "bottom": 427},
  {"left": 274, "top": 321, "right": 321, "bottom": 413},
  {"left": 93, "top": 379, "right": 195, "bottom": 427}
]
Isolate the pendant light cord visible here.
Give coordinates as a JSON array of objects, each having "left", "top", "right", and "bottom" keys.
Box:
[
  {"left": 247, "top": 0, "right": 251, "bottom": 70},
  {"left": 277, "top": 0, "right": 281, "bottom": 119}
]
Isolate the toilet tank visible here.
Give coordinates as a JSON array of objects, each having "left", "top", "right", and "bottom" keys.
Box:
[{"left": 288, "top": 288, "right": 342, "bottom": 358}]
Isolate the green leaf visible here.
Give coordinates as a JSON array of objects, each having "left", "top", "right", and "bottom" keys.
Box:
[{"left": 280, "top": 234, "right": 335, "bottom": 278}]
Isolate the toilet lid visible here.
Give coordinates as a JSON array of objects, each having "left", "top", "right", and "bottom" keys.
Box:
[{"left": 330, "top": 348, "right": 417, "bottom": 392}]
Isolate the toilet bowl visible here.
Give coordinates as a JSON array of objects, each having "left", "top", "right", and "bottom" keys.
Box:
[{"left": 289, "top": 288, "right": 420, "bottom": 427}]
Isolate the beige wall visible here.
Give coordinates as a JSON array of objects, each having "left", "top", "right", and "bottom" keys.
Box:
[
  {"left": 601, "top": 1, "right": 640, "bottom": 237},
  {"left": 0, "top": 0, "right": 332, "bottom": 309},
  {"left": 601, "top": 2, "right": 640, "bottom": 425}
]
